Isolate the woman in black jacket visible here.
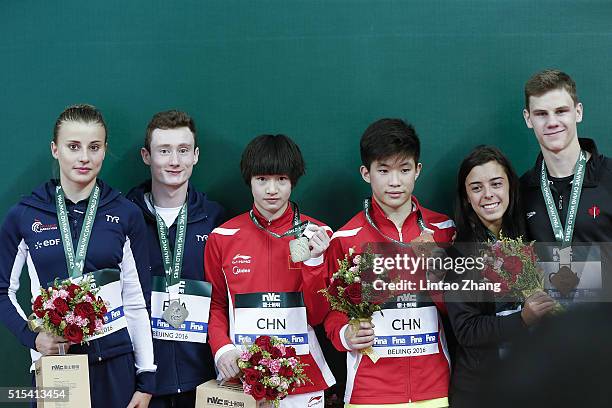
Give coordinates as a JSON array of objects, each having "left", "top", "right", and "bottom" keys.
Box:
[{"left": 446, "top": 145, "right": 555, "bottom": 407}]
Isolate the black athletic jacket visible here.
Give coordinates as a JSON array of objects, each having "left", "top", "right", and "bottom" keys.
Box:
[{"left": 520, "top": 138, "right": 612, "bottom": 243}]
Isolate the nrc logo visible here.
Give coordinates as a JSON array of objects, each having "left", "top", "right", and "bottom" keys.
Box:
[
  {"left": 106, "top": 215, "right": 120, "bottom": 223},
  {"left": 262, "top": 292, "right": 280, "bottom": 302},
  {"left": 396, "top": 293, "right": 417, "bottom": 302},
  {"left": 206, "top": 396, "right": 244, "bottom": 407}
]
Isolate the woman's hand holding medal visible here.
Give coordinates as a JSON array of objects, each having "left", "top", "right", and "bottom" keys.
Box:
[{"left": 289, "top": 223, "right": 330, "bottom": 263}]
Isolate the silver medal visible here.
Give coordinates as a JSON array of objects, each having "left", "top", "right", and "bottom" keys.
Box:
[
  {"left": 289, "top": 236, "right": 311, "bottom": 263},
  {"left": 162, "top": 300, "right": 189, "bottom": 329}
]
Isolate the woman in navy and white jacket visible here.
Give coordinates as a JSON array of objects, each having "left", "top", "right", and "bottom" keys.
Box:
[{"left": 0, "top": 104, "right": 156, "bottom": 407}]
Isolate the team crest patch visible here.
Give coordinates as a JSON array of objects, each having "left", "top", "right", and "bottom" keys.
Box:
[
  {"left": 588, "top": 205, "right": 600, "bottom": 219},
  {"left": 31, "top": 219, "right": 58, "bottom": 233}
]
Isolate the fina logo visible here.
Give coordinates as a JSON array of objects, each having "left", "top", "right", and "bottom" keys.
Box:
[{"left": 31, "top": 219, "right": 58, "bottom": 233}]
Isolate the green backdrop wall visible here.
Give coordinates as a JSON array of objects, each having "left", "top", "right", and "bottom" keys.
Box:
[{"left": 1, "top": 0, "right": 611, "bottom": 394}]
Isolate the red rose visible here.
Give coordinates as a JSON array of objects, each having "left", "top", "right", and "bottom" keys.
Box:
[
  {"left": 243, "top": 368, "right": 261, "bottom": 385},
  {"left": 327, "top": 279, "right": 343, "bottom": 298},
  {"left": 32, "top": 296, "right": 45, "bottom": 318},
  {"left": 265, "top": 387, "right": 279, "bottom": 400},
  {"left": 249, "top": 351, "right": 263, "bottom": 365},
  {"left": 270, "top": 346, "right": 282, "bottom": 359},
  {"left": 87, "top": 318, "right": 97, "bottom": 334},
  {"left": 66, "top": 283, "right": 80, "bottom": 298},
  {"left": 482, "top": 266, "right": 510, "bottom": 294},
  {"left": 344, "top": 282, "right": 362, "bottom": 305},
  {"left": 63, "top": 324, "right": 83, "bottom": 344},
  {"left": 254, "top": 335, "right": 273, "bottom": 352},
  {"left": 278, "top": 366, "right": 294, "bottom": 377},
  {"left": 53, "top": 298, "right": 70, "bottom": 315},
  {"left": 284, "top": 346, "right": 297, "bottom": 358},
  {"left": 74, "top": 302, "right": 95, "bottom": 319},
  {"left": 503, "top": 256, "right": 523, "bottom": 276},
  {"left": 250, "top": 382, "right": 266, "bottom": 400},
  {"left": 48, "top": 310, "right": 63, "bottom": 326}
]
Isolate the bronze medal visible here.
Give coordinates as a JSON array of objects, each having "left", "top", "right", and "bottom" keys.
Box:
[{"left": 549, "top": 265, "right": 580, "bottom": 297}]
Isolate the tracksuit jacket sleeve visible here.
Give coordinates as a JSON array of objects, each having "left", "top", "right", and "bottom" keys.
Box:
[
  {"left": 445, "top": 289, "right": 526, "bottom": 347},
  {"left": 322, "top": 237, "right": 352, "bottom": 352},
  {"left": 121, "top": 209, "right": 156, "bottom": 394},
  {"left": 204, "top": 233, "right": 235, "bottom": 362},
  {"left": 0, "top": 206, "right": 38, "bottom": 350}
]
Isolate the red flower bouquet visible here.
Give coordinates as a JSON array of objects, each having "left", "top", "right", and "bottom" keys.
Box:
[
  {"left": 237, "top": 336, "right": 309, "bottom": 407},
  {"left": 320, "top": 247, "right": 394, "bottom": 362},
  {"left": 30, "top": 276, "right": 108, "bottom": 344},
  {"left": 481, "top": 235, "right": 562, "bottom": 312}
]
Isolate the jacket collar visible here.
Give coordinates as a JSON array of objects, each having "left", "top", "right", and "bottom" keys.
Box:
[
  {"left": 20, "top": 178, "right": 119, "bottom": 213},
  {"left": 367, "top": 195, "right": 424, "bottom": 237},
  {"left": 251, "top": 201, "right": 295, "bottom": 232},
  {"left": 126, "top": 179, "right": 209, "bottom": 224},
  {"left": 523, "top": 138, "right": 604, "bottom": 188}
]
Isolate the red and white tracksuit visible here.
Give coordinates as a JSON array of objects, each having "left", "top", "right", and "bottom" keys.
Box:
[
  {"left": 204, "top": 204, "right": 335, "bottom": 395},
  {"left": 323, "top": 197, "right": 455, "bottom": 404}
]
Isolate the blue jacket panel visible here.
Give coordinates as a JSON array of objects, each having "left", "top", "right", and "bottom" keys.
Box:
[
  {"left": 127, "top": 180, "right": 225, "bottom": 395},
  {"left": 0, "top": 179, "right": 156, "bottom": 393}
]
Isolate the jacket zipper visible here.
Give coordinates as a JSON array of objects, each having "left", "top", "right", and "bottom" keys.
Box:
[
  {"left": 173, "top": 342, "right": 181, "bottom": 393},
  {"left": 267, "top": 220, "right": 272, "bottom": 289}
]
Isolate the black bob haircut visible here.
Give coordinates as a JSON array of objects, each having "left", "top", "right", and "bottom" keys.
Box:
[
  {"left": 240, "top": 134, "right": 306, "bottom": 186},
  {"left": 360, "top": 118, "right": 420, "bottom": 169}
]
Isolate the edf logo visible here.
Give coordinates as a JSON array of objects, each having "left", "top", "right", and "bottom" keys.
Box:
[{"left": 34, "top": 239, "right": 61, "bottom": 250}]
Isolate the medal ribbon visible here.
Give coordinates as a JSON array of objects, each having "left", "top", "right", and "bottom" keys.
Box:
[
  {"left": 151, "top": 194, "right": 188, "bottom": 292},
  {"left": 363, "top": 198, "right": 428, "bottom": 247},
  {"left": 55, "top": 185, "right": 100, "bottom": 278},
  {"left": 249, "top": 201, "right": 309, "bottom": 239},
  {"left": 540, "top": 150, "right": 586, "bottom": 247}
]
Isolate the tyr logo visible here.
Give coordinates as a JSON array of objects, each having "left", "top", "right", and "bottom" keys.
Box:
[
  {"left": 106, "top": 215, "right": 120, "bottom": 223},
  {"left": 196, "top": 234, "right": 208, "bottom": 242}
]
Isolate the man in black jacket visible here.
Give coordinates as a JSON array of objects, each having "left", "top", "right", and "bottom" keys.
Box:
[
  {"left": 520, "top": 69, "right": 612, "bottom": 304},
  {"left": 128, "top": 110, "right": 225, "bottom": 407}
]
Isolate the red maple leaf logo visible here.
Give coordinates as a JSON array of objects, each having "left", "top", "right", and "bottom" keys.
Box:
[{"left": 588, "top": 205, "right": 600, "bottom": 219}]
